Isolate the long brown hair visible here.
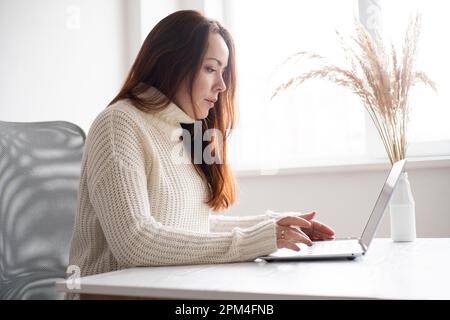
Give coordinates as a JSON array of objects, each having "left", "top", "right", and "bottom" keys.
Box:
[{"left": 108, "top": 10, "right": 237, "bottom": 211}]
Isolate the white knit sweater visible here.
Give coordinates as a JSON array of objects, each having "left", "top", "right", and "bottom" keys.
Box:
[{"left": 67, "top": 88, "right": 279, "bottom": 295}]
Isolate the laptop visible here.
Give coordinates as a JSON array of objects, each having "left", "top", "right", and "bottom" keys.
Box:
[{"left": 257, "top": 159, "right": 407, "bottom": 262}]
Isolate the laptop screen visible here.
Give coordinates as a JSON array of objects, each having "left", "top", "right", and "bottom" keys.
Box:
[{"left": 359, "top": 159, "right": 407, "bottom": 250}]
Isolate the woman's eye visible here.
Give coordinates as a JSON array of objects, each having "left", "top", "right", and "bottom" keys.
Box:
[{"left": 206, "top": 67, "right": 216, "bottom": 73}]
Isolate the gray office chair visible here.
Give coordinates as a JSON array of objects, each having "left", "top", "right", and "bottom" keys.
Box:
[{"left": 0, "top": 120, "right": 85, "bottom": 299}]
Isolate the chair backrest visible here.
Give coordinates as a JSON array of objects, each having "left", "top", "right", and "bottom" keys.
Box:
[{"left": 0, "top": 120, "right": 85, "bottom": 299}]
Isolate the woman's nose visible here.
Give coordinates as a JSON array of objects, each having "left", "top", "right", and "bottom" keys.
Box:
[{"left": 216, "top": 76, "right": 226, "bottom": 92}]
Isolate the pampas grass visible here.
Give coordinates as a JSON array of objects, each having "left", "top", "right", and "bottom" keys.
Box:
[{"left": 272, "top": 14, "right": 437, "bottom": 165}]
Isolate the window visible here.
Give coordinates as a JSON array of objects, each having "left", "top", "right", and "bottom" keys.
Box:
[
  {"left": 381, "top": 0, "right": 450, "bottom": 157},
  {"left": 204, "top": 0, "right": 450, "bottom": 172}
]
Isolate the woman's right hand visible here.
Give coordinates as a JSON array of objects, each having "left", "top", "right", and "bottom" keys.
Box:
[{"left": 276, "top": 216, "right": 313, "bottom": 251}]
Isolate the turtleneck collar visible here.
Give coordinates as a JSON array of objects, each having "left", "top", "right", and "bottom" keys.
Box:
[{"left": 138, "top": 86, "right": 196, "bottom": 126}]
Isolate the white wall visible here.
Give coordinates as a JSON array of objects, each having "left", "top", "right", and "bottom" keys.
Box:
[
  {"left": 139, "top": 0, "right": 178, "bottom": 44},
  {"left": 0, "top": 0, "right": 214, "bottom": 134},
  {"left": 0, "top": 0, "right": 129, "bottom": 134}
]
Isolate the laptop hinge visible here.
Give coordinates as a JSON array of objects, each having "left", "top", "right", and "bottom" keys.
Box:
[{"left": 359, "top": 239, "right": 368, "bottom": 252}]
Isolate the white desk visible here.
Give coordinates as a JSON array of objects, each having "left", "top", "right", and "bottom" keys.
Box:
[{"left": 56, "top": 238, "right": 450, "bottom": 300}]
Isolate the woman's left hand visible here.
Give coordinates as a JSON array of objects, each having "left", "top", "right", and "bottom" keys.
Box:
[{"left": 297, "top": 211, "right": 335, "bottom": 241}]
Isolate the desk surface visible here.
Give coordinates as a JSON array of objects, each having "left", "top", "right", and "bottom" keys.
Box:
[{"left": 57, "top": 238, "right": 450, "bottom": 299}]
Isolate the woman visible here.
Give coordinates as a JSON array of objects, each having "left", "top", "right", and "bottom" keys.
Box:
[{"left": 68, "top": 10, "right": 335, "bottom": 288}]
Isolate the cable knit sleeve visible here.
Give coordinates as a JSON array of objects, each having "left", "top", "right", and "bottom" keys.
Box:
[
  {"left": 209, "top": 211, "right": 305, "bottom": 233},
  {"left": 209, "top": 210, "right": 284, "bottom": 233},
  {"left": 86, "top": 108, "right": 278, "bottom": 267}
]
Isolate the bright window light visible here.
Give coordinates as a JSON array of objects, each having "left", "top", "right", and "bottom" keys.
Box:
[
  {"left": 381, "top": 0, "right": 450, "bottom": 149},
  {"left": 206, "top": 0, "right": 450, "bottom": 171}
]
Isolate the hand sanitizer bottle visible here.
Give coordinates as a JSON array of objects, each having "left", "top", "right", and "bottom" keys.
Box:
[{"left": 389, "top": 172, "right": 417, "bottom": 242}]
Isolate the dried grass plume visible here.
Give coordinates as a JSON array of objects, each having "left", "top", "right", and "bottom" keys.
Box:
[{"left": 272, "top": 14, "right": 437, "bottom": 165}]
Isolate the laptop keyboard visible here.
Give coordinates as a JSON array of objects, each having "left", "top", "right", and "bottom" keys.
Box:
[
  {"left": 267, "top": 239, "right": 364, "bottom": 258},
  {"left": 303, "top": 239, "right": 363, "bottom": 255}
]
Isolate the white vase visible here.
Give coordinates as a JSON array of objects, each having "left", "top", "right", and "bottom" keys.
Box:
[{"left": 389, "top": 172, "right": 416, "bottom": 242}]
